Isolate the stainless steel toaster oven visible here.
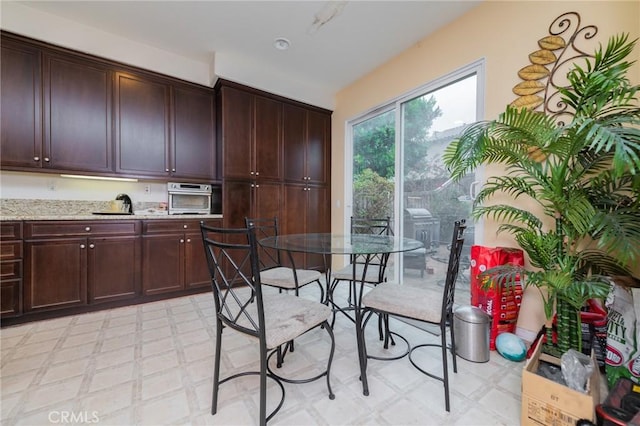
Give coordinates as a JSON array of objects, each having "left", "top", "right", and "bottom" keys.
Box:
[{"left": 167, "top": 182, "right": 220, "bottom": 215}]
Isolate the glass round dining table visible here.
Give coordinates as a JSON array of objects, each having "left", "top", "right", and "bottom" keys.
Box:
[
  {"left": 259, "top": 233, "right": 423, "bottom": 257},
  {"left": 259, "top": 232, "right": 423, "bottom": 396}
]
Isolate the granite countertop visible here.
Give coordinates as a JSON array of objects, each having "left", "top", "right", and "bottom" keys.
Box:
[{"left": 0, "top": 199, "right": 223, "bottom": 221}]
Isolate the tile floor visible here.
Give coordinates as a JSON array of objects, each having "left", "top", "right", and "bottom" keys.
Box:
[{"left": 1, "top": 284, "right": 524, "bottom": 426}]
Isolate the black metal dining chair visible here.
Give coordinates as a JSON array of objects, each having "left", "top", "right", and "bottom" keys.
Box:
[
  {"left": 247, "top": 216, "right": 326, "bottom": 366},
  {"left": 247, "top": 216, "right": 325, "bottom": 302},
  {"left": 328, "top": 217, "right": 392, "bottom": 316},
  {"left": 361, "top": 219, "right": 466, "bottom": 412},
  {"left": 201, "top": 222, "right": 335, "bottom": 426},
  {"left": 328, "top": 217, "right": 406, "bottom": 356}
]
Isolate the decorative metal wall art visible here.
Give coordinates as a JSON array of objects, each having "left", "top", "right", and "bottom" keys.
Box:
[{"left": 511, "top": 12, "right": 598, "bottom": 125}]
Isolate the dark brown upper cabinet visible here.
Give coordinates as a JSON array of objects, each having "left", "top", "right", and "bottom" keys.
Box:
[
  {"left": 0, "top": 32, "right": 218, "bottom": 182},
  {"left": 114, "top": 71, "right": 171, "bottom": 178},
  {"left": 44, "top": 53, "right": 113, "bottom": 173},
  {"left": 283, "top": 103, "right": 330, "bottom": 186},
  {"left": 219, "top": 86, "right": 282, "bottom": 181},
  {"left": 1, "top": 39, "right": 43, "bottom": 169},
  {"left": 172, "top": 84, "right": 217, "bottom": 181}
]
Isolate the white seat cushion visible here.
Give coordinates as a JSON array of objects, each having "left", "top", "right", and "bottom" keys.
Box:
[
  {"left": 240, "top": 293, "right": 332, "bottom": 349},
  {"left": 332, "top": 263, "right": 384, "bottom": 283},
  {"left": 362, "top": 282, "right": 443, "bottom": 323},
  {"left": 260, "top": 267, "right": 322, "bottom": 289}
]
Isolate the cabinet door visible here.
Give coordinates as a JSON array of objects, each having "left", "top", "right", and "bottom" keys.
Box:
[
  {"left": 223, "top": 180, "right": 252, "bottom": 229},
  {"left": 306, "top": 186, "right": 330, "bottom": 269},
  {"left": 281, "top": 184, "right": 310, "bottom": 269},
  {"left": 142, "top": 234, "right": 184, "bottom": 295},
  {"left": 44, "top": 54, "right": 112, "bottom": 172},
  {"left": 115, "top": 72, "right": 170, "bottom": 177},
  {"left": 1, "top": 280, "right": 21, "bottom": 317},
  {"left": 88, "top": 236, "right": 140, "bottom": 303},
  {"left": 254, "top": 95, "right": 282, "bottom": 180},
  {"left": 306, "top": 110, "right": 330, "bottom": 185},
  {"left": 220, "top": 86, "right": 252, "bottom": 179},
  {"left": 282, "top": 184, "right": 329, "bottom": 270},
  {"left": 0, "top": 40, "right": 42, "bottom": 168},
  {"left": 24, "top": 238, "right": 87, "bottom": 311},
  {"left": 173, "top": 85, "right": 216, "bottom": 180},
  {"left": 184, "top": 231, "right": 210, "bottom": 289},
  {"left": 253, "top": 181, "right": 282, "bottom": 220},
  {"left": 282, "top": 103, "right": 306, "bottom": 183}
]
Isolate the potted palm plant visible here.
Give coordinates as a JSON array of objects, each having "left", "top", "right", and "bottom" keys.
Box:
[{"left": 443, "top": 33, "right": 640, "bottom": 356}]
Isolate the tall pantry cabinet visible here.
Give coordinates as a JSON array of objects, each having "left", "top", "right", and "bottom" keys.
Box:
[{"left": 216, "top": 80, "right": 331, "bottom": 270}]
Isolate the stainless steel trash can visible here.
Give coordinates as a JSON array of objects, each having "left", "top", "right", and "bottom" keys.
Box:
[{"left": 453, "top": 306, "right": 491, "bottom": 363}]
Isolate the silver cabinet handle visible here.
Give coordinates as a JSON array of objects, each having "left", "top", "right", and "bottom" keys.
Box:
[
  {"left": 180, "top": 239, "right": 184, "bottom": 243},
  {"left": 255, "top": 184, "right": 260, "bottom": 188},
  {"left": 250, "top": 171, "right": 255, "bottom": 176},
  {"left": 172, "top": 168, "right": 176, "bottom": 172},
  {"left": 44, "top": 157, "right": 50, "bottom": 162},
  {"left": 183, "top": 224, "right": 188, "bottom": 229},
  {"left": 165, "top": 168, "right": 170, "bottom": 172},
  {"left": 255, "top": 172, "right": 259, "bottom": 176},
  {"left": 80, "top": 244, "right": 86, "bottom": 249},
  {"left": 85, "top": 227, "right": 91, "bottom": 232},
  {"left": 34, "top": 156, "right": 40, "bottom": 161},
  {"left": 186, "top": 238, "right": 191, "bottom": 243},
  {"left": 89, "top": 244, "right": 95, "bottom": 249}
]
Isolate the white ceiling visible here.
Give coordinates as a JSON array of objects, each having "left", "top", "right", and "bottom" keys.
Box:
[{"left": 11, "top": 1, "right": 480, "bottom": 108}]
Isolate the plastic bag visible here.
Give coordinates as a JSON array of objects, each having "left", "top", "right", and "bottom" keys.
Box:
[
  {"left": 605, "top": 282, "right": 640, "bottom": 388},
  {"left": 561, "top": 349, "right": 593, "bottom": 393}
]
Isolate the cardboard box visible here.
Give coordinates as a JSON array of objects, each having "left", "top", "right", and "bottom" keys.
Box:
[{"left": 521, "top": 339, "right": 600, "bottom": 426}]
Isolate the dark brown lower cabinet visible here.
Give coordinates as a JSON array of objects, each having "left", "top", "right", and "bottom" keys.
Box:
[
  {"left": 142, "top": 219, "right": 220, "bottom": 295},
  {"left": 1, "top": 222, "right": 23, "bottom": 317},
  {"left": 25, "top": 237, "right": 88, "bottom": 311},
  {"left": 88, "top": 236, "right": 140, "bottom": 303},
  {"left": 23, "top": 220, "right": 141, "bottom": 313},
  {"left": 1, "top": 218, "right": 219, "bottom": 325},
  {"left": 281, "top": 184, "right": 330, "bottom": 271}
]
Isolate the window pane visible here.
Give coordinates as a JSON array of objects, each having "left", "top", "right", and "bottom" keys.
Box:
[
  {"left": 401, "top": 74, "right": 477, "bottom": 295},
  {"left": 351, "top": 109, "right": 395, "bottom": 219}
]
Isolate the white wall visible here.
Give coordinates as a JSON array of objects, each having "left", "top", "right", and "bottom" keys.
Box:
[
  {"left": 1, "top": 1, "right": 212, "bottom": 87},
  {"left": 0, "top": 171, "right": 167, "bottom": 205}
]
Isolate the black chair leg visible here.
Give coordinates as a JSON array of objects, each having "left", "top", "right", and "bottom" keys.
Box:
[
  {"left": 449, "top": 321, "right": 458, "bottom": 373},
  {"left": 211, "top": 320, "right": 223, "bottom": 415},
  {"left": 259, "top": 344, "right": 268, "bottom": 426},
  {"left": 441, "top": 329, "right": 451, "bottom": 412}
]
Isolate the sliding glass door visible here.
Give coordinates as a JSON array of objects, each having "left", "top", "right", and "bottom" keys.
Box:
[{"left": 349, "top": 61, "right": 484, "bottom": 290}]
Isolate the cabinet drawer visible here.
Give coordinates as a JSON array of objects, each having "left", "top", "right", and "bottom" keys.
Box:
[
  {"left": 1, "top": 241, "right": 23, "bottom": 260},
  {"left": 143, "top": 219, "right": 218, "bottom": 234},
  {"left": 1, "top": 279, "right": 22, "bottom": 317},
  {"left": 25, "top": 220, "right": 140, "bottom": 238},
  {"left": 1, "top": 222, "right": 23, "bottom": 239},
  {"left": 1, "top": 259, "right": 22, "bottom": 280}
]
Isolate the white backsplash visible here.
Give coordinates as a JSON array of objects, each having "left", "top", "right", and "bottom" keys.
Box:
[{"left": 0, "top": 171, "right": 167, "bottom": 203}]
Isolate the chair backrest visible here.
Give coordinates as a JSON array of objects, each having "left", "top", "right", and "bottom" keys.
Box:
[
  {"left": 350, "top": 217, "right": 392, "bottom": 282},
  {"left": 201, "top": 222, "right": 265, "bottom": 339},
  {"left": 351, "top": 217, "right": 392, "bottom": 236},
  {"left": 441, "top": 219, "right": 467, "bottom": 320},
  {"left": 245, "top": 217, "right": 283, "bottom": 270}
]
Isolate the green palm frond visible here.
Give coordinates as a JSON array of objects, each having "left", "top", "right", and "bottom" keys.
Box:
[
  {"left": 475, "top": 175, "right": 540, "bottom": 204},
  {"left": 561, "top": 278, "right": 611, "bottom": 310},
  {"left": 514, "top": 230, "right": 561, "bottom": 270},
  {"left": 590, "top": 210, "right": 640, "bottom": 264},
  {"left": 472, "top": 205, "right": 542, "bottom": 231}
]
